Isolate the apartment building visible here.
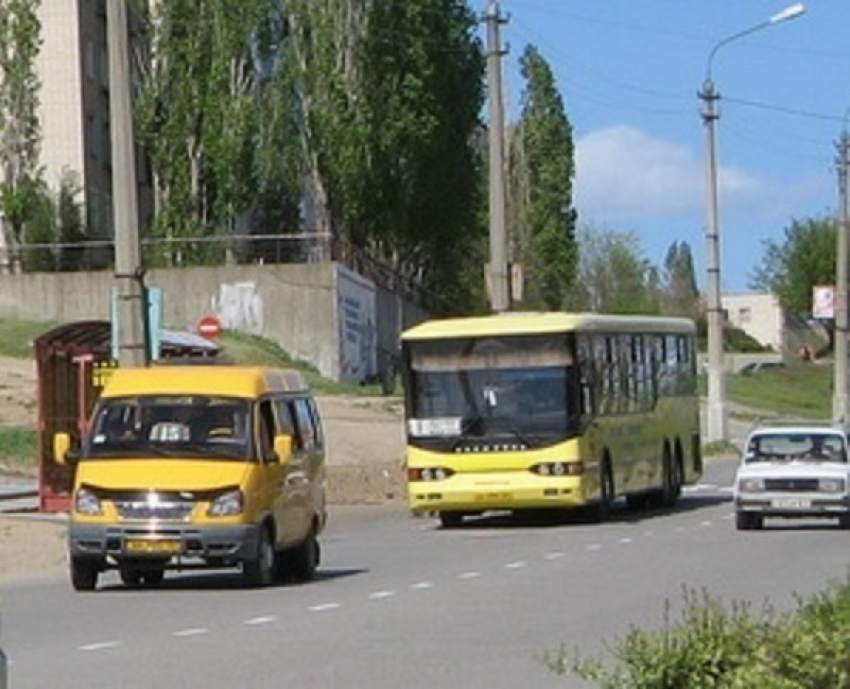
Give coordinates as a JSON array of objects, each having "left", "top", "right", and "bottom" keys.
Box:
[{"left": 36, "top": 1, "right": 152, "bottom": 243}]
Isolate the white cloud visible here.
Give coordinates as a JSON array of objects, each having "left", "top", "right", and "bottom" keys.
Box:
[{"left": 573, "top": 125, "right": 766, "bottom": 225}]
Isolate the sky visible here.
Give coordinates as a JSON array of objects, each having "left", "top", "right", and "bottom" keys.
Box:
[{"left": 478, "top": 0, "right": 849, "bottom": 293}]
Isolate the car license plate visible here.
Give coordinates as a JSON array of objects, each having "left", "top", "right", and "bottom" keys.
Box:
[
  {"left": 125, "top": 539, "right": 181, "bottom": 554},
  {"left": 771, "top": 497, "right": 811, "bottom": 509}
]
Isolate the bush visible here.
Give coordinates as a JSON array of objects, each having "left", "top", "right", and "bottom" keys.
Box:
[{"left": 543, "top": 579, "right": 850, "bottom": 687}]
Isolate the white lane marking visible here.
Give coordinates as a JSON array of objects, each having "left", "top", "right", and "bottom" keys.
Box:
[
  {"left": 79, "top": 641, "right": 121, "bottom": 652},
  {"left": 700, "top": 521, "right": 713, "bottom": 527},
  {"left": 618, "top": 537, "right": 633, "bottom": 544},
  {"left": 458, "top": 571, "right": 481, "bottom": 580},
  {"left": 173, "top": 628, "right": 209, "bottom": 637},
  {"left": 245, "top": 616, "right": 276, "bottom": 626},
  {"left": 368, "top": 591, "right": 396, "bottom": 600},
  {"left": 586, "top": 544, "right": 602, "bottom": 551},
  {"left": 309, "top": 603, "right": 341, "bottom": 612},
  {"left": 544, "top": 551, "right": 564, "bottom": 560},
  {"left": 675, "top": 527, "right": 686, "bottom": 533},
  {"left": 412, "top": 581, "right": 433, "bottom": 590},
  {"left": 505, "top": 560, "right": 526, "bottom": 569},
  {"left": 643, "top": 531, "right": 655, "bottom": 537}
]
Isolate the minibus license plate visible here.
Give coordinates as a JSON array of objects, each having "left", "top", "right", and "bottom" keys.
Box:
[{"left": 126, "top": 539, "right": 181, "bottom": 554}]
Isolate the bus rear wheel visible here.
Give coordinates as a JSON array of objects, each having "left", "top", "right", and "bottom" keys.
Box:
[{"left": 439, "top": 511, "right": 464, "bottom": 528}]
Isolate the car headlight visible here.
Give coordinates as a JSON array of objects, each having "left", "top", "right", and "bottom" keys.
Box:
[
  {"left": 819, "top": 478, "right": 845, "bottom": 494},
  {"left": 74, "top": 488, "right": 103, "bottom": 516},
  {"left": 738, "top": 477, "right": 765, "bottom": 492},
  {"left": 207, "top": 489, "right": 243, "bottom": 517}
]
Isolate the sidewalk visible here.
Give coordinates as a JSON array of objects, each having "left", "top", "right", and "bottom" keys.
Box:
[{"left": 0, "top": 475, "right": 38, "bottom": 513}]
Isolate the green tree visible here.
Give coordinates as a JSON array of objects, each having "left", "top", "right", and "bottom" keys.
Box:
[
  {"left": 750, "top": 216, "right": 835, "bottom": 316},
  {"left": 136, "top": 0, "right": 292, "bottom": 266},
  {"left": 662, "top": 241, "right": 700, "bottom": 319},
  {"left": 573, "top": 226, "right": 660, "bottom": 315},
  {"left": 510, "top": 45, "right": 577, "bottom": 310},
  {"left": 0, "top": 0, "right": 42, "bottom": 272}
]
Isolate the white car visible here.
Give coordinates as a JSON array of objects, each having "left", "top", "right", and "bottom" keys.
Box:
[{"left": 733, "top": 423, "right": 850, "bottom": 530}]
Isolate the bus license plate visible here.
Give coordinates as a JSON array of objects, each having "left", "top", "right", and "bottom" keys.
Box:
[
  {"left": 475, "top": 492, "right": 512, "bottom": 502},
  {"left": 125, "top": 539, "right": 181, "bottom": 554},
  {"left": 771, "top": 497, "right": 810, "bottom": 509}
]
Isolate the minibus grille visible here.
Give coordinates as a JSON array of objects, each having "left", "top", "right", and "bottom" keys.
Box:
[
  {"left": 454, "top": 440, "right": 528, "bottom": 453},
  {"left": 114, "top": 497, "right": 194, "bottom": 521}
]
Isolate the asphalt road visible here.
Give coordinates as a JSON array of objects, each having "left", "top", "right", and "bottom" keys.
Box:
[{"left": 3, "top": 457, "right": 849, "bottom": 689}]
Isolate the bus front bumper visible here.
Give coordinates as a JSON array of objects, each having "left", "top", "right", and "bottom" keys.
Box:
[{"left": 408, "top": 475, "right": 586, "bottom": 513}]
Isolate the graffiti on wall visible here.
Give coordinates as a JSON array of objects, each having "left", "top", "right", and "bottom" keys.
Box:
[
  {"left": 338, "top": 267, "right": 376, "bottom": 383},
  {"left": 212, "top": 282, "right": 264, "bottom": 334}
]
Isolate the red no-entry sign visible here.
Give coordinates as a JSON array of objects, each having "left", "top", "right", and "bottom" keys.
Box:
[{"left": 197, "top": 315, "right": 223, "bottom": 339}]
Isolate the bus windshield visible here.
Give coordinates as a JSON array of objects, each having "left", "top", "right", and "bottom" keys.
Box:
[{"left": 405, "top": 334, "right": 577, "bottom": 449}]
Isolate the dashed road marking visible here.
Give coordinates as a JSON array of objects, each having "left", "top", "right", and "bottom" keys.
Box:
[
  {"left": 173, "top": 628, "right": 209, "bottom": 637},
  {"left": 505, "top": 560, "right": 526, "bottom": 569},
  {"left": 458, "top": 571, "right": 481, "bottom": 580},
  {"left": 412, "top": 581, "right": 433, "bottom": 590},
  {"left": 79, "top": 641, "right": 120, "bottom": 652},
  {"left": 368, "top": 590, "right": 396, "bottom": 600},
  {"left": 309, "top": 603, "right": 341, "bottom": 612},
  {"left": 245, "top": 616, "right": 276, "bottom": 626}
]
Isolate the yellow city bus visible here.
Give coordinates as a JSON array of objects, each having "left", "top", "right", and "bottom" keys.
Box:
[{"left": 401, "top": 312, "right": 702, "bottom": 527}]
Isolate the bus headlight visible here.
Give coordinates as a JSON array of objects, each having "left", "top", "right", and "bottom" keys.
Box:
[
  {"left": 74, "top": 488, "right": 103, "bottom": 516},
  {"left": 409, "top": 467, "right": 454, "bottom": 482},
  {"left": 208, "top": 489, "right": 243, "bottom": 517},
  {"left": 532, "top": 462, "right": 583, "bottom": 477}
]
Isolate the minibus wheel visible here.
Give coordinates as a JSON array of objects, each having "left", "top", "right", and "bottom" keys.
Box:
[
  {"left": 243, "top": 526, "right": 275, "bottom": 587},
  {"left": 290, "top": 532, "right": 320, "bottom": 582},
  {"left": 70, "top": 556, "right": 100, "bottom": 592}
]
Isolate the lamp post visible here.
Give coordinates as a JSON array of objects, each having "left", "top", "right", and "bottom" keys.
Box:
[{"left": 699, "top": 3, "right": 806, "bottom": 442}]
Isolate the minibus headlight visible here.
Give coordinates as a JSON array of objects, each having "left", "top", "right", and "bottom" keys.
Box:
[
  {"left": 208, "top": 489, "right": 243, "bottom": 517},
  {"left": 74, "top": 488, "right": 103, "bottom": 516}
]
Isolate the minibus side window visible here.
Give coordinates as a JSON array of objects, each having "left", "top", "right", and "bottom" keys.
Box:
[
  {"left": 257, "top": 400, "right": 276, "bottom": 461},
  {"left": 293, "top": 398, "right": 317, "bottom": 450},
  {"left": 275, "top": 399, "right": 304, "bottom": 450}
]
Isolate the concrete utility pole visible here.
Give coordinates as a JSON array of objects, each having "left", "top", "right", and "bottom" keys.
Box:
[
  {"left": 484, "top": 0, "right": 510, "bottom": 313},
  {"left": 699, "top": 3, "right": 806, "bottom": 443},
  {"left": 833, "top": 130, "right": 850, "bottom": 426},
  {"left": 107, "top": 0, "right": 148, "bottom": 367}
]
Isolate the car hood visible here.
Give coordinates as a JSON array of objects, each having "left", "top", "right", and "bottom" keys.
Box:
[{"left": 736, "top": 461, "right": 850, "bottom": 480}]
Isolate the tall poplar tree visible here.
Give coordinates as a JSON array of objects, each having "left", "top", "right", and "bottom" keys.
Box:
[
  {"left": 0, "top": 0, "right": 42, "bottom": 273},
  {"left": 510, "top": 45, "right": 577, "bottom": 310}
]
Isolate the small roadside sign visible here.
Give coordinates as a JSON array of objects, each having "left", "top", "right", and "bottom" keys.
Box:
[{"left": 197, "top": 315, "right": 223, "bottom": 339}]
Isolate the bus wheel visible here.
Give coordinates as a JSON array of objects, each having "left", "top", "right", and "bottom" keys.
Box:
[
  {"left": 439, "top": 511, "right": 464, "bottom": 528},
  {"left": 593, "top": 462, "right": 615, "bottom": 521},
  {"left": 661, "top": 453, "right": 682, "bottom": 508},
  {"left": 70, "top": 556, "right": 100, "bottom": 592}
]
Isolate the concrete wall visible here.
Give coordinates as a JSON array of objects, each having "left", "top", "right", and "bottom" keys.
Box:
[{"left": 0, "top": 263, "right": 430, "bottom": 383}]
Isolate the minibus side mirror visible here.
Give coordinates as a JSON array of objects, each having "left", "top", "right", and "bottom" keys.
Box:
[
  {"left": 273, "top": 434, "right": 294, "bottom": 465},
  {"left": 53, "top": 433, "right": 71, "bottom": 466}
]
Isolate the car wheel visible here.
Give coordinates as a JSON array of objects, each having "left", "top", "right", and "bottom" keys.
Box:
[
  {"left": 243, "top": 526, "right": 275, "bottom": 588},
  {"left": 290, "top": 532, "right": 320, "bottom": 582},
  {"left": 71, "top": 556, "right": 100, "bottom": 592},
  {"left": 736, "top": 511, "right": 763, "bottom": 531}
]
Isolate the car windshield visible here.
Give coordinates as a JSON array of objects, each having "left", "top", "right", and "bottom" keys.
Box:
[
  {"left": 85, "top": 395, "right": 252, "bottom": 461},
  {"left": 745, "top": 432, "right": 847, "bottom": 463}
]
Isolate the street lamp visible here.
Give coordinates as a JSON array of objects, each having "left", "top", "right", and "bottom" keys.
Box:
[{"left": 699, "top": 3, "right": 806, "bottom": 442}]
